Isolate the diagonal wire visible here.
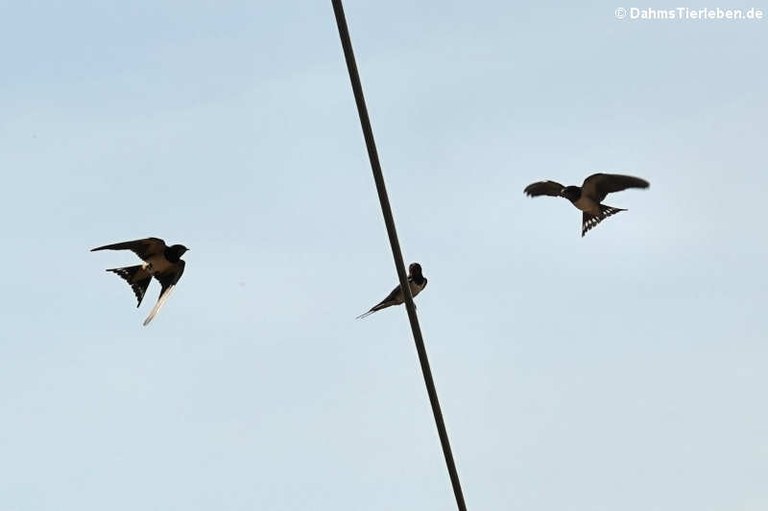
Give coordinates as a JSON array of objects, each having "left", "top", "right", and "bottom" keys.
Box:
[{"left": 331, "top": 2, "right": 467, "bottom": 510}]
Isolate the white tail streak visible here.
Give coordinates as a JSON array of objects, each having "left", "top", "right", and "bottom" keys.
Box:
[
  {"left": 356, "top": 310, "right": 376, "bottom": 320},
  {"left": 143, "top": 286, "right": 176, "bottom": 326}
]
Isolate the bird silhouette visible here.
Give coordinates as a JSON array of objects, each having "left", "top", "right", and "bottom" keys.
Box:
[
  {"left": 524, "top": 173, "right": 649, "bottom": 236},
  {"left": 357, "top": 263, "right": 427, "bottom": 319},
  {"left": 92, "top": 237, "right": 189, "bottom": 325}
]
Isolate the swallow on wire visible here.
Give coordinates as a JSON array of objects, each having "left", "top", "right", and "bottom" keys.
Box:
[
  {"left": 91, "top": 237, "right": 189, "bottom": 326},
  {"left": 357, "top": 263, "right": 427, "bottom": 319},
  {"left": 524, "top": 173, "right": 650, "bottom": 236}
]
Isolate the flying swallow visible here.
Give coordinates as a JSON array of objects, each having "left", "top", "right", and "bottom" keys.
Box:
[
  {"left": 357, "top": 262, "right": 428, "bottom": 319},
  {"left": 91, "top": 237, "right": 189, "bottom": 326},
  {"left": 524, "top": 173, "right": 649, "bottom": 236}
]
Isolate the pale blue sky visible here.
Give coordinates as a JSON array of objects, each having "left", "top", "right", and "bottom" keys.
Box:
[{"left": 1, "top": 1, "right": 766, "bottom": 510}]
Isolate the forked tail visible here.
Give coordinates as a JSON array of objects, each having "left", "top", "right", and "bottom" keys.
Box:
[
  {"left": 356, "top": 300, "right": 396, "bottom": 319},
  {"left": 582, "top": 205, "right": 626, "bottom": 237},
  {"left": 106, "top": 265, "right": 152, "bottom": 307}
]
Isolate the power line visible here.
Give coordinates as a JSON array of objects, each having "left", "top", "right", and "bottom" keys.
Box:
[{"left": 330, "top": 2, "right": 468, "bottom": 510}]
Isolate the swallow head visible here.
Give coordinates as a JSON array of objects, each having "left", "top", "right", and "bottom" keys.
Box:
[
  {"left": 167, "top": 244, "right": 189, "bottom": 259},
  {"left": 408, "top": 262, "right": 423, "bottom": 277},
  {"left": 560, "top": 186, "right": 581, "bottom": 203}
]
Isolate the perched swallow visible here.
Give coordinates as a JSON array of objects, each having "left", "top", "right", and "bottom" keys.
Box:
[
  {"left": 357, "top": 262, "right": 428, "bottom": 319},
  {"left": 91, "top": 237, "right": 189, "bottom": 326},
  {"left": 524, "top": 173, "right": 649, "bottom": 236}
]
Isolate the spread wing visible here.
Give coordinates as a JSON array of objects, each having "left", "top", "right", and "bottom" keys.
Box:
[
  {"left": 143, "top": 260, "right": 186, "bottom": 326},
  {"left": 91, "top": 237, "right": 168, "bottom": 262},
  {"left": 581, "top": 174, "right": 649, "bottom": 202},
  {"left": 524, "top": 180, "right": 565, "bottom": 198}
]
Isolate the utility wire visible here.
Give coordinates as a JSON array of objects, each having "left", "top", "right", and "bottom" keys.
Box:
[{"left": 331, "top": 2, "right": 467, "bottom": 510}]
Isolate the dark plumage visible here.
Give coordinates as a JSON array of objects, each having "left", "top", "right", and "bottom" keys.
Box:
[
  {"left": 91, "top": 237, "right": 189, "bottom": 325},
  {"left": 524, "top": 173, "right": 649, "bottom": 236},
  {"left": 357, "top": 263, "right": 428, "bottom": 319}
]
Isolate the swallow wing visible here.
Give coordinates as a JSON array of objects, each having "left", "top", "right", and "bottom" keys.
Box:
[
  {"left": 91, "top": 237, "right": 168, "bottom": 262},
  {"left": 581, "top": 173, "right": 649, "bottom": 202},
  {"left": 143, "top": 260, "right": 185, "bottom": 326},
  {"left": 356, "top": 283, "right": 404, "bottom": 319},
  {"left": 143, "top": 286, "right": 176, "bottom": 326},
  {"left": 524, "top": 180, "right": 565, "bottom": 198}
]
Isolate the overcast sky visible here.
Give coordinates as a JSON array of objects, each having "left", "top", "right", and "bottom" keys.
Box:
[{"left": 1, "top": 1, "right": 766, "bottom": 510}]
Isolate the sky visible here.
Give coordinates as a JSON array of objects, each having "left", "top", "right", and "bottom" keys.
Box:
[{"left": 1, "top": 1, "right": 766, "bottom": 510}]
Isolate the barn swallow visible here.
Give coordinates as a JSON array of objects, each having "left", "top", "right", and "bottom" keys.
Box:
[
  {"left": 524, "top": 173, "right": 649, "bottom": 236},
  {"left": 357, "top": 263, "right": 427, "bottom": 319},
  {"left": 91, "top": 237, "right": 189, "bottom": 326}
]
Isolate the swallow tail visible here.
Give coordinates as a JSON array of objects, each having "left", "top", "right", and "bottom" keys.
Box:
[
  {"left": 582, "top": 205, "right": 626, "bottom": 236},
  {"left": 355, "top": 310, "right": 376, "bottom": 320},
  {"left": 106, "top": 265, "right": 152, "bottom": 307},
  {"left": 356, "top": 297, "right": 420, "bottom": 319},
  {"left": 356, "top": 303, "right": 387, "bottom": 320}
]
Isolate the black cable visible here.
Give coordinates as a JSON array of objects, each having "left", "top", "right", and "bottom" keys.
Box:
[{"left": 331, "top": 2, "right": 468, "bottom": 510}]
